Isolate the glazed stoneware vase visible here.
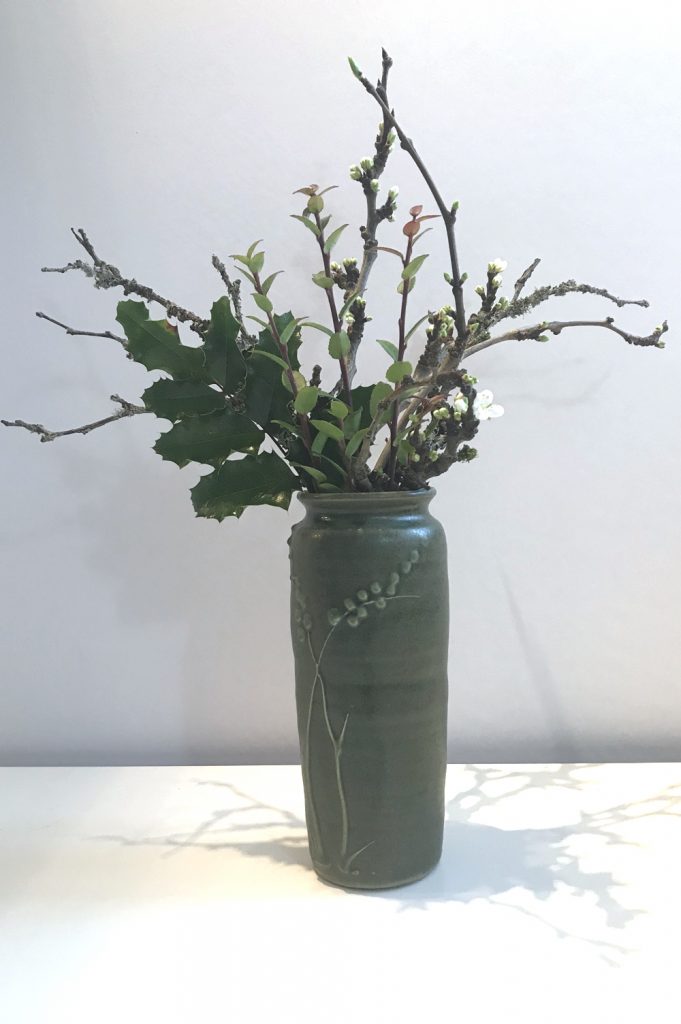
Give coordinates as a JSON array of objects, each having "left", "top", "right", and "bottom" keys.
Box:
[{"left": 289, "top": 489, "right": 449, "bottom": 889}]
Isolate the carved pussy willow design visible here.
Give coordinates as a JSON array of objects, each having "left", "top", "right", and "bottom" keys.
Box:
[{"left": 293, "top": 546, "right": 422, "bottom": 876}]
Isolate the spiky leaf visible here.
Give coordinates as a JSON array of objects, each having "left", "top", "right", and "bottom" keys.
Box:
[
  {"left": 191, "top": 452, "right": 299, "bottom": 521},
  {"left": 142, "top": 379, "right": 226, "bottom": 421},
  {"left": 203, "top": 297, "right": 246, "bottom": 393},
  {"left": 154, "top": 409, "right": 264, "bottom": 467},
  {"left": 116, "top": 301, "right": 205, "bottom": 379}
]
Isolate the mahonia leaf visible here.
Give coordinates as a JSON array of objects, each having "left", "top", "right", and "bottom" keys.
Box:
[
  {"left": 190, "top": 452, "right": 299, "bottom": 521},
  {"left": 244, "top": 313, "right": 301, "bottom": 427},
  {"left": 142, "top": 379, "right": 227, "bottom": 421},
  {"left": 154, "top": 409, "right": 264, "bottom": 467},
  {"left": 202, "top": 297, "right": 246, "bottom": 393},
  {"left": 116, "top": 301, "right": 205, "bottom": 379}
]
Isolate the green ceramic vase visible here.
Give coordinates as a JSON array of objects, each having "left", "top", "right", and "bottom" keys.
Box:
[{"left": 289, "top": 489, "right": 449, "bottom": 889}]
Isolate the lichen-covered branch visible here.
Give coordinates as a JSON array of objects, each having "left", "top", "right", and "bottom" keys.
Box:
[
  {"left": 466, "top": 317, "right": 668, "bottom": 357},
  {"left": 485, "top": 278, "right": 650, "bottom": 333},
  {"left": 1, "top": 394, "right": 148, "bottom": 442},
  {"left": 211, "top": 255, "right": 256, "bottom": 347},
  {"left": 512, "top": 258, "right": 541, "bottom": 301},
  {"left": 43, "top": 229, "right": 206, "bottom": 333}
]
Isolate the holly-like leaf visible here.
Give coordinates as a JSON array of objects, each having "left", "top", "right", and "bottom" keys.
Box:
[
  {"left": 244, "top": 313, "right": 301, "bottom": 427},
  {"left": 154, "top": 408, "right": 265, "bottom": 467},
  {"left": 116, "top": 301, "right": 205, "bottom": 379},
  {"left": 142, "top": 379, "right": 226, "bottom": 421},
  {"left": 191, "top": 452, "right": 299, "bottom": 521},
  {"left": 203, "top": 297, "right": 246, "bottom": 393}
]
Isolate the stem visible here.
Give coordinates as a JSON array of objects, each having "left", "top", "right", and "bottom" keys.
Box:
[
  {"left": 353, "top": 59, "right": 467, "bottom": 346},
  {"left": 465, "top": 317, "right": 668, "bottom": 357},
  {"left": 313, "top": 211, "right": 353, "bottom": 407},
  {"left": 387, "top": 233, "right": 414, "bottom": 485},
  {"left": 252, "top": 271, "right": 316, "bottom": 463}
]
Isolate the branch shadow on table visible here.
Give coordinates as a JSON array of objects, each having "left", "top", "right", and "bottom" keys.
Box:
[{"left": 94, "top": 764, "right": 681, "bottom": 962}]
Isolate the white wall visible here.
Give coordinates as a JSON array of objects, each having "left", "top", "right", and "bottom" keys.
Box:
[{"left": 1, "top": 0, "right": 680, "bottom": 765}]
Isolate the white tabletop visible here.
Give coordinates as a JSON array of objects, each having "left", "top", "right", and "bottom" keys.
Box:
[{"left": 1, "top": 764, "right": 680, "bottom": 1023}]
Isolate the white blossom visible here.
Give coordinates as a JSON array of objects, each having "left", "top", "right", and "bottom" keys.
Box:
[
  {"left": 488, "top": 258, "right": 508, "bottom": 274},
  {"left": 473, "top": 389, "right": 504, "bottom": 420},
  {"left": 451, "top": 392, "right": 469, "bottom": 417}
]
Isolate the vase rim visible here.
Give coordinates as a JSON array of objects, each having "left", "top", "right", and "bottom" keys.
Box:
[{"left": 297, "top": 487, "right": 436, "bottom": 511}]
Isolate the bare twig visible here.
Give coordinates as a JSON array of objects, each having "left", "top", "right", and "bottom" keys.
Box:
[
  {"left": 466, "top": 317, "right": 669, "bottom": 357},
  {"left": 351, "top": 53, "right": 467, "bottom": 347},
  {"left": 512, "top": 258, "right": 541, "bottom": 301},
  {"left": 2, "top": 395, "right": 148, "bottom": 443},
  {"left": 35, "top": 311, "right": 127, "bottom": 349},
  {"left": 43, "top": 229, "right": 206, "bottom": 333},
  {"left": 344, "top": 49, "right": 396, "bottom": 382}
]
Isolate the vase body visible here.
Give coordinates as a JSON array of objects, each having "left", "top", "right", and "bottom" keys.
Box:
[{"left": 289, "top": 490, "right": 449, "bottom": 889}]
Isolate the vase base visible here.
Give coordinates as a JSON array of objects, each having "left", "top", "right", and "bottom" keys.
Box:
[{"left": 312, "top": 855, "right": 441, "bottom": 892}]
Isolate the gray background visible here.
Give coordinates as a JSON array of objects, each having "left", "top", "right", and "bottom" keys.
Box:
[{"left": 1, "top": 0, "right": 680, "bottom": 765}]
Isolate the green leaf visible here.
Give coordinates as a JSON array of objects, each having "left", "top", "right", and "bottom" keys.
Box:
[
  {"left": 279, "top": 317, "right": 305, "bottom": 348},
  {"left": 311, "top": 431, "right": 328, "bottom": 455},
  {"left": 311, "top": 419, "right": 345, "bottom": 442},
  {"left": 312, "top": 272, "right": 334, "bottom": 290},
  {"left": 271, "top": 418, "right": 301, "bottom": 436},
  {"left": 345, "top": 428, "right": 368, "bottom": 457},
  {"left": 405, "top": 314, "right": 430, "bottom": 344},
  {"left": 302, "top": 321, "right": 333, "bottom": 337},
  {"left": 253, "top": 292, "right": 273, "bottom": 314},
  {"left": 250, "top": 252, "right": 265, "bottom": 274},
  {"left": 370, "top": 381, "right": 393, "bottom": 418},
  {"left": 396, "top": 277, "right": 416, "bottom": 295},
  {"left": 290, "top": 214, "right": 320, "bottom": 238},
  {"left": 249, "top": 349, "right": 289, "bottom": 371},
  {"left": 203, "top": 296, "right": 246, "bottom": 393},
  {"left": 386, "top": 360, "right": 412, "bottom": 384},
  {"left": 323, "top": 224, "right": 348, "bottom": 254},
  {"left": 328, "top": 331, "right": 351, "bottom": 359},
  {"left": 376, "top": 338, "right": 399, "bottom": 361},
  {"left": 247, "top": 239, "right": 263, "bottom": 259},
  {"left": 402, "top": 254, "right": 429, "bottom": 280},
  {"left": 329, "top": 399, "right": 349, "bottom": 420},
  {"left": 154, "top": 409, "right": 265, "bottom": 467},
  {"left": 282, "top": 369, "right": 306, "bottom": 394},
  {"left": 318, "top": 482, "right": 342, "bottom": 492},
  {"left": 116, "top": 301, "right": 206, "bottom": 380},
  {"left": 260, "top": 271, "right": 283, "bottom": 295},
  {"left": 142, "top": 379, "right": 226, "bottom": 421},
  {"left": 190, "top": 452, "right": 299, "bottom": 521},
  {"left": 294, "top": 386, "right": 319, "bottom": 414},
  {"left": 293, "top": 463, "right": 327, "bottom": 484},
  {"left": 243, "top": 314, "right": 301, "bottom": 427},
  {"left": 246, "top": 315, "right": 270, "bottom": 329}
]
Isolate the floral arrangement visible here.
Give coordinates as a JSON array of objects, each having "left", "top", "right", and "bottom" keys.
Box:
[{"left": 3, "top": 50, "right": 667, "bottom": 520}]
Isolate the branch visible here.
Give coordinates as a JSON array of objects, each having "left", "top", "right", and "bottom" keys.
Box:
[
  {"left": 486, "top": 278, "right": 650, "bottom": 331},
  {"left": 35, "top": 311, "right": 127, "bottom": 349},
  {"left": 43, "top": 229, "right": 206, "bottom": 333},
  {"left": 466, "top": 317, "right": 669, "bottom": 357},
  {"left": 1, "top": 395, "right": 148, "bottom": 442},
  {"left": 211, "top": 255, "right": 256, "bottom": 348},
  {"left": 344, "top": 49, "right": 396, "bottom": 382},
  {"left": 350, "top": 53, "right": 467, "bottom": 346},
  {"left": 512, "top": 258, "right": 541, "bottom": 301}
]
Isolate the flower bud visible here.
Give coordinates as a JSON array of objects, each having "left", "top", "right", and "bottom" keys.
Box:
[
  {"left": 488, "top": 258, "right": 508, "bottom": 273},
  {"left": 360, "top": 157, "right": 374, "bottom": 171},
  {"left": 349, "top": 165, "right": 362, "bottom": 181},
  {"left": 370, "top": 179, "right": 380, "bottom": 193}
]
